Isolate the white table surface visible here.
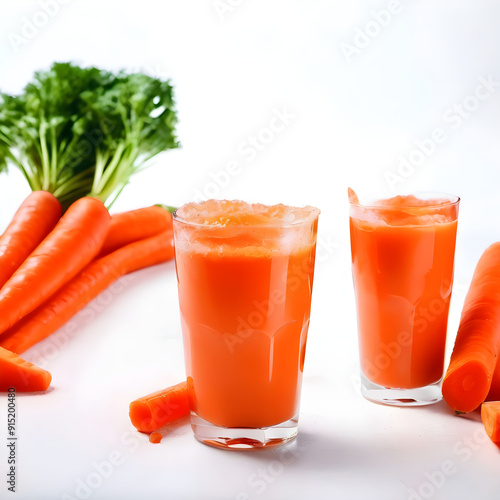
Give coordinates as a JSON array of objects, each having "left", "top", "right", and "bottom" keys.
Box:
[
  {"left": 1, "top": 1, "right": 500, "bottom": 499},
  {"left": 1, "top": 227, "right": 499, "bottom": 500}
]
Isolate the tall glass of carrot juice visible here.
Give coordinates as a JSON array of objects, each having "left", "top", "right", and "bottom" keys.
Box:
[
  {"left": 172, "top": 200, "right": 320, "bottom": 449},
  {"left": 349, "top": 190, "right": 459, "bottom": 406}
]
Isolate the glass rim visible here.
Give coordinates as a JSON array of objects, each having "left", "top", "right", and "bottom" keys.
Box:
[
  {"left": 172, "top": 203, "right": 321, "bottom": 229},
  {"left": 349, "top": 191, "right": 460, "bottom": 210}
]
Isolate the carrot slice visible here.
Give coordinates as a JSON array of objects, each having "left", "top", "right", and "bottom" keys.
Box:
[
  {"left": 149, "top": 432, "right": 163, "bottom": 444},
  {"left": 129, "top": 381, "right": 189, "bottom": 433},
  {"left": 0, "top": 197, "right": 110, "bottom": 336},
  {"left": 0, "top": 346, "right": 51, "bottom": 392},
  {"left": 0, "top": 230, "right": 174, "bottom": 354},
  {"left": 481, "top": 401, "right": 500, "bottom": 443},
  {"left": 0, "top": 191, "right": 61, "bottom": 289},
  {"left": 99, "top": 205, "right": 173, "bottom": 257},
  {"left": 442, "top": 243, "right": 500, "bottom": 413}
]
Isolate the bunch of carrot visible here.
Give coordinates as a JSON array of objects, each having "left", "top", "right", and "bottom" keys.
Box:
[
  {"left": 442, "top": 242, "right": 500, "bottom": 443},
  {"left": 0, "top": 191, "right": 175, "bottom": 392}
]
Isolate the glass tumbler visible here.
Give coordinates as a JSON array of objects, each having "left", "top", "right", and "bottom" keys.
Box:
[
  {"left": 173, "top": 200, "right": 320, "bottom": 449},
  {"left": 349, "top": 192, "right": 459, "bottom": 406}
]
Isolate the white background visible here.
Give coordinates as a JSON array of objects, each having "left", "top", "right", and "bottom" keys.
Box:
[{"left": 1, "top": 1, "right": 500, "bottom": 499}]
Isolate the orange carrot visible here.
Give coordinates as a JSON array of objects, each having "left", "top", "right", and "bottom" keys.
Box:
[
  {"left": 0, "top": 191, "right": 61, "bottom": 289},
  {"left": 486, "top": 361, "right": 500, "bottom": 402},
  {"left": 0, "top": 346, "right": 51, "bottom": 392},
  {"left": 0, "top": 197, "right": 110, "bottom": 336},
  {"left": 481, "top": 401, "right": 500, "bottom": 443},
  {"left": 129, "top": 381, "right": 189, "bottom": 433},
  {"left": 442, "top": 242, "right": 500, "bottom": 413},
  {"left": 99, "top": 205, "right": 173, "bottom": 257},
  {"left": 149, "top": 432, "right": 163, "bottom": 444},
  {"left": 0, "top": 230, "right": 174, "bottom": 354}
]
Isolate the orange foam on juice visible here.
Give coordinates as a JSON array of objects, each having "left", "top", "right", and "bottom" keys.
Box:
[
  {"left": 173, "top": 200, "right": 319, "bottom": 428},
  {"left": 350, "top": 194, "right": 459, "bottom": 389}
]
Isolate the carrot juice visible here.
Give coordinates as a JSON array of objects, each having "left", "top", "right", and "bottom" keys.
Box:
[
  {"left": 349, "top": 191, "right": 459, "bottom": 405},
  {"left": 172, "top": 200, "right": 319, "bottom": 448}
]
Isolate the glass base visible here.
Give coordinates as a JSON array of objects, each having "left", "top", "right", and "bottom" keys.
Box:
[
  {"left": 360, "top": 373, "right": 442, "bottom": 406},
  {"left": 190, "top": 412, "right": 299, "bottom": 450}
]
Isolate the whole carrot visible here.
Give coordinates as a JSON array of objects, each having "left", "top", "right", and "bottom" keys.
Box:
[
  {"left": 442, "top": 242, "right": 500, "bottom": 413},
  {"left": 0, "top": 230, "right": 174, "bottom": 354},
  {"left": 0, "top": 197, "right": 110, "bottom": 336},
  {"left": 0, "top": 191, "right": 61, "bottom": 289},
  {"left": 99, "top": 205, "right": 173, "bottom": 257},
  {"left": 129, "top": 381, "right": 189, "bottom": 433}
]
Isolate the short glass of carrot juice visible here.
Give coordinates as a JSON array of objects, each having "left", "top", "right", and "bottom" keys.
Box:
[
  {"left": 349, "top": 190, "right": 460, "bottom": 406},
  {"left": 172, "top": 200, "right": 320, "bottom": 450}
]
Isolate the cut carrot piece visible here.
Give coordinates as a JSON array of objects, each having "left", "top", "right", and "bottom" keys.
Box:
[
  {"left": 0, "top": 197, "right": 110, "bottom": 336},
  {"left": 442, "top": 243, "right": 500, "bottom": 413},
  {"left": 129, "top": 381, "right": 189, "bottom": 433},
  {"left": 0, "top": 346, "right": 51, "bottom": 392},
  {"left": 481, "top": 401, "right": 500, "bottom": 443},
  {"left": 487, "top": 361, "right": 500, "bottom": 402},
  {"left": 0, "top": 230, "right": 174, "bottom": 355},
  {"left": 99, "top": 205, "right": 173, "bottom": 257},
  {"left": 149, "top": 432, "right": 163, "bottom": 444},
  {"left": 0, "top": 191, "right": 61, "bottom": 289}
]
